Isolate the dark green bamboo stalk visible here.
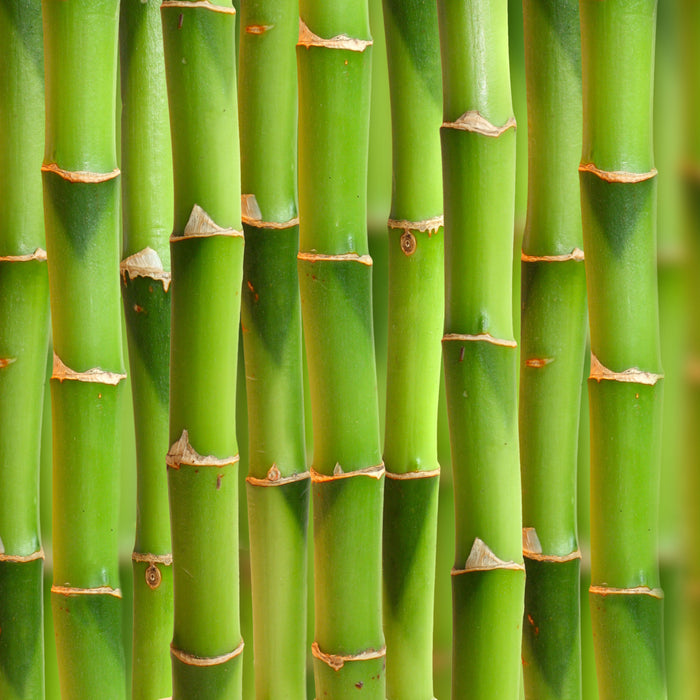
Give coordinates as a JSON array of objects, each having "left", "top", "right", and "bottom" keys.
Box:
[
  {"left": 161, "top": 2, "right": 244, "bottom": 696},
  {"left": 437, "top": 1, "right": 524, "bottom": 697},
  {"left": 119, "top": 2, "right": 174, "bottom": 697},
  {"left": 296, "top": 2, "right": 385, "bottom": 697},
  {"left": 0, "top": 3, "right": 48, "bottom": 698},
  {"left": 42, "top": 1, "right": 126, "bottom": 696},
  {"left": 579, "top": 2, "right": 665, "bottom": 698},
  {"left": 519, "top": 2, "right": 587, "bottom": 698},
  {"left": 380, "top": 1, "right": 443, "bottom": 697},
  {"left": 238, "top": 1, "right": 309, "bottom": 697}
]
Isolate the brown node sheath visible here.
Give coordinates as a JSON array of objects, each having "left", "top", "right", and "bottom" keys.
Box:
[
  {"left": 521, "top": 527, "right": 581, "bottom": 562},
  {"left": 387, "top": 215, "right": 444, "bottom": 235},
  {"left": 241, "top": 194, "right": 299, "bottom": 229},
  {"left": 385, "top": 467, "right": 440, "bottom": 480},
  {"left": 442, "top": 111, "right": 516, "bottom": 138},
  {"left": 166, "top": 429, "right": 239, "bottom": 469},
  {"left": 0, "top": 248, "right": 47, "bottom": 263},
  {"left": 160, "top": 0, "right": 236, "bottom": 15},
  {"left": 132, "top": 552, "right": 173, "bottom": 566},
  {"left": 245, "top": 464, "right": 310, "bottom": 487},
  {"left": 0, "top": 549, "right": 44, "bottom": 563},
  {"left": 52, "top": 353, "right": 126, "bottom": 386},
  {"left": 521, "top": 248, "right": 584, "bottom": 263},
  {"left": 51, "top": 585, "right": 122, "bottom": 598},
  {"left": 589, "top": 352, "right": 663, "bottom": 386},
  {"left": 41, "top": 162, "right": 120, "bottom": 183},
  {"left": 442, "top": 332, "right": 517, "bottom": 348},
  {"left": 120, "top": 247, "right": 171, "bottom": 291},
  {"left": 310, "top": 463, "right": 384, "bottom": 482},
  {"left": 171, "top": 204, "right": 243, "bottom": 242},
  {"left": 578, "top": 161, "right": 657, "bottom": 183},
  {"left": 451, "top": 537, "right": 525, "bottom": 575},
  {"left": 297, "top": 251, "right": 373, "bottom": 266},
  {"left": 589, "top": 585, "right": 663, "bottom": 599},
  {"left": 311, "top": 641, "right": 386, "bottom": 671},
  {"left": 297, "top": 17, "right": 372, "bottom": 52},
  {"left": 170, "top": 639, "right": 245, "bottom": 667}
]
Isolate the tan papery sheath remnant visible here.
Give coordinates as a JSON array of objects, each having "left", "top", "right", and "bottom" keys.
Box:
[
  {"left": 442, "top": 111, "right": 517, "bottom": 138},
  {"left": 310, "top": 463, "right": 385, "bottom": 482},
  {"left": 132, "top": 552, "right": 173, "bottom": 566},
  {"left": 525, "top": 357, "right": 554, "bottom": 369},
  {"left": 245, "top": 24, "right": 272, "bottom": 34},
  {"left": 522, "top": 527, "right": 581, "bottom": 563},
  {"left": 0, "top": 248, "right": 47, "bottom": 262},
  {"left": 521, "top": 247, "right": 585, "bottom": 263},
  {"left": 443, "top": 332, "right": 517, "bottom": 348},
  {"left": 172, "top": 204, "right": 243, "bottom": 242},
  {"left": 589, "top": 585, "right": 664, "bottom": 599},
  {"left": 160, "top": 0, "right": 236, "bottom": 15},
  {"left": 246, "top": 464, "right": 310, "bottom": 487},
  {"left": 297, "top": 251, "right": 373, "bottom": 266},
  {"left": 0, "top": 549, "right": 44, "bottom": 563},
  {"left": 41, "top": 162, "right": 120, "bottom": 183},
  {"left": 120, "top": 247, "right": 171, "bottom": 291},
  {"left": 170, "top": 639, "right": 244, "bottom": 667},
  {"left": 387, "top": 215, "right": 444, "bottom": 234},
  {"left": 452, "top": 537, "right": 525, "bottom": 575},
  {"left": 166, "top": 429, "right": 239, "bottom": 469},
  {"left": 578, "top": 161, "right": 657, "bottom": 183},
  {"left": 385, "top": 467, "right": 440, "bottom": 480},
  {"left": 297, "top": 18, "right": 372, "bottom": 52},
  {"left": 51, "top": 585, "right": 122, "bottom": 598},
  {"left": 52, "top": 353, "right": 126, "bottom": 386},
  {"left": 311, "top": 641, "right": 386, "bottom": 671},
  {"left": 241, "top": 194, "right": 299, "bottom": 229},
  {"left": 589, "top": 352, "right": 663, "bottom": 386}
]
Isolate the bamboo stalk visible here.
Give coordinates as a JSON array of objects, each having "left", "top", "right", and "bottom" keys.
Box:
[
  {"left": 296, "top": 2, "right": 385, "bottom": 696},
  {"left": 161, "top": 1, "right": 244, "bottom": 696},
  {"left": 519, "top": 2, "right": 587, "bottom": 697},
  {"left": 0, "top": 4, "right": 49, "bottom": 698},
  {"left": 436, "top": 1, "right": 524, "bottom": 697},
  {"left": 380, "top": 1, "right": 443, "bottom": 697},
  {"left": 119, "top": 1, "right": 174, "bottom": 697},
  {"left": 42, "top": 1, "right": 126, "bottom": 696},
  {"left": 238, "top": 0, "right": 309, "bottom": 697},
  {"left": 579, "top": 1, "right": 666, "bottom": 698}
]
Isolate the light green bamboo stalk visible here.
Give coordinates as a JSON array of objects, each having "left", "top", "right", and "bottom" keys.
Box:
[
  {"left": 380, "top": 1, "right": 443, "bottom": 697},
  {"left": 119, "top": 1, "right": 174, "bottom": 697},
  {"left": 0, "top": 3, "right": 48, "bottom": 698},
  {"left": 519, "top": 2, "right": 587, "bottom": 698},
  {"left": 161, "top": 1, "right": 244, "bottom": 696},
  {"left": 297, "top": 2, "right": 385, "bottom": 697},
  {"left": 237, "top": 1, "right": 309, "bottom": 697},
  {"left": 579, "top": 1, "right": 666, "bottom": 698},
  {"left": 437, "top": 1, "right": 524, "bottom": 697},
  {"left": 42, "top": 1, "right": 126, "bottom": 696}
]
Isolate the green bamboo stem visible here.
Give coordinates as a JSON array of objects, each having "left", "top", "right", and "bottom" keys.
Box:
[
  {"left": 579, "top": 2, "right": 666, "bottom": 698},
  {"left": 519, "top": 2, "right": 587, "bottom": 698},
  {"left": 380, "top": 1, "right": 443, "bottom": 697},
  {"left": 119, "top": 2, "right": 174, "bottom": 697},
  {"left": 297, "top": 2, "right": 385, "bottom": 697},
  {"left": 437, "top": 1, "right": 524, "bottom": 698},
  {"left": 42, "top": 1, "right": 126, "bottom": 697},
  {"left": 161, "top": 2, "right": 244, "bottom": 696},
  {"left": 0, "top": 6, "right": 48, "bottom": 698},
  {"left": 238, "top": 1, "right": 309, "bottom": 697}
]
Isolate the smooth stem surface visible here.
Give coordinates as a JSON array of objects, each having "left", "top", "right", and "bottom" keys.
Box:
[
  {"left": 520, "top": 1, "right": 586, "bottom": 697},
  {"left": 437, "top": 1, "right": 524, "bottom": 697},
  {"left": 381, "top": 0, "right": 443, "bottom": 697},
  {"left": 119, "top": 1, "right": 174, "bottom": 697},
  {"left": 580, "top": 1, "right": 665, "bottom": 698}
]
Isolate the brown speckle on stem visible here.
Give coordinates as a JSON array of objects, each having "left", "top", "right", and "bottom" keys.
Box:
[
  {"left": 0, "top": 358, "right": 16, "bottom": 369},
  {"left": 246, "top": 24, "right": 273, "bottom": 34},
  {"left": 525, "top": 357, "right": 553, "bottom": 369}
]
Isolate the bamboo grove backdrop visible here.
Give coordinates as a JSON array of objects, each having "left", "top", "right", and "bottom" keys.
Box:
[{"left": 0, "top": 0, "right": 694, "bottom": 698}]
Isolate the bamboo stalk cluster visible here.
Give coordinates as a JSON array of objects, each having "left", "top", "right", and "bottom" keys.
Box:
[{"left": 0, "top": 0, "right": 674, "bottom": 698}]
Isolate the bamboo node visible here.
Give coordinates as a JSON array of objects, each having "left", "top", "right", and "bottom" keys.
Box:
[
  {"left": 297, "top": 251, "right": 373, "bottom": 266},
  {"left": 522, "top": 528, "right": 581, "bottom": 562},
  {"left": 589, "top": 352, "right": 663, "bottom": 386},
  {"left": 521, "top": 248, "right": 584, "bottom": 263},
  {"left": 452, "top": 537, "right": 525, "bottom": 574},
  {"left": 589, "top": 585, "right": 664, "bottom": 599},
  {"left": 311, "top": 641, "right": 386, "bottom": 671},
  {"left": 52, "top": 353, "right": 126, "bottom": 386},
  {"left": 41, "top": 162, "right": 120, "bottom": 183},
  {"left": 132, "top": 552, "right": 173, "bottom": 566},
  {"left": 0, "top": 549, "right": 44, "bottom": 563},
  {"left": 241, "top": 194, "right": 299, "bottom": 229},
  {"left": 246, "top": 466, "right": 310, "bottom": 487},
  {"left": 160, "top": 1, "right": 236, "bottom": 15},
  {"left": 442, "top": 332, "right": 517, "bottom": 348},
  {"left": 0, "top": 358, "right": 16, "bottom": 369},
  {"left": 51, "top": 585, "right": 122, "bottom": 598},
  {"left": 0, "top": 248, "right": 47, "bottom": 263},
  {"left": 310, "top": 462, "right": 385, "bottom": 482},
  {"left": 120, "top": 247, "right": 171, "bottom": 291},
  {"left": 297, "top": 18, "right": 372, "bottom": 52},
  {"left": 387, "top": 215, "right": 444, "bottom": 234},
  {"left": 579, "top": 161, "right": 657, "bottom": 183},
  {"left": 166, "top": 429, "right": 239, "bottom": 469},
  {"left": 171, "top": 639, "right": 244, "bottom": 667},
  {"left": 171, "top": 204, "right": 243, "bottom": 241},
  {"left": 442, "top": 111, "right": 516, "bottom": 138},
  {"left": 385, "top": 467, "right": 440, "bottom": 480}
]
